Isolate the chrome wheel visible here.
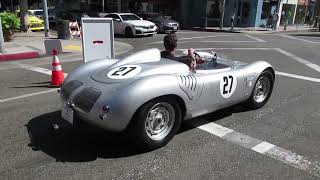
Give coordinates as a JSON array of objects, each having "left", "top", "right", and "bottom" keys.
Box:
[
  {"left": 145, "top": 102, "right": 175, "bottom": 141},
  {"left": 253, "top": 76, "right": 271, "bottom": 103}
]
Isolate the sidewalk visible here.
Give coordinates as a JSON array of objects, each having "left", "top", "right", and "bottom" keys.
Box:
[
  {"left": 0, "top": 31, "right": 133, "bottom": 61},
  {"left": 192, "top": 25, "right": 318, "bottom": 34}
]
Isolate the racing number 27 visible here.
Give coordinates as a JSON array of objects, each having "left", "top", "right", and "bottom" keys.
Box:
[
  {"left": 112, "top": 66, "right": 137, "bottom": 76},
  {"left": 223, "top": 75, "right": 234, "bottom": 94}
]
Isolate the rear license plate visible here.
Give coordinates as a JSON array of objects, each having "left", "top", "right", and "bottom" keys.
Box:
[{"left": 61, "top": 103, "right": 73, "bottom": 125}]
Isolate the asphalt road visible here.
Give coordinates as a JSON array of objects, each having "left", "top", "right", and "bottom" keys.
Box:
[{"left": 1, "top": 31, "right": 320, "bottom": 180}]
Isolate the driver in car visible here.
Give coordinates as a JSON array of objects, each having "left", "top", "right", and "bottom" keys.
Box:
[{"left": 160, "top": 34, "right": 197, "bottom": 72}]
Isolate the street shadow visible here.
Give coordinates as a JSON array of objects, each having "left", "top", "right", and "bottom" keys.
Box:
[
  {"left": 26, "top": 104, "right": 250, "bottom": 162},
  {"left": 179, "top": 104, "right": 249, "bottom": 133},
  {"left": 291, "top": 33, "right": 320, "bottom": 37},
  {"left": 26, "top": 111, "right": 148, "bottom": 162},
  {"left": 12, "top": 81, "right": 57, "bottom": 88}
]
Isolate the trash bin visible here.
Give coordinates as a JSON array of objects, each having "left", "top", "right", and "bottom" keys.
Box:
[{"left": 56, "top": 19, "right": 70, "bottom": 39}]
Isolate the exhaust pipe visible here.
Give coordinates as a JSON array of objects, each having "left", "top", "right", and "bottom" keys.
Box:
[{"left": 52, "top": 123, "right": 60, "bottom": 131}]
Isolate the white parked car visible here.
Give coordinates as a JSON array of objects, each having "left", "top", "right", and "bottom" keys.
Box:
[{"left": 105, "top": 13, "right": 157, "bottom": 37}]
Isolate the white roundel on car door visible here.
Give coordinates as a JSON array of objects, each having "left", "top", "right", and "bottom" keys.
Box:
[
  {"left": 107, "top": 65, "right": 142, "bottom": 79},
  {"left": 219, "top": 74, "right": 237, "bottom": 98}
]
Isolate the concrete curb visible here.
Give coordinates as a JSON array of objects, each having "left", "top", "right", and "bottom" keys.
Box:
[
  {"left": 0, "top": 40, "right": 134, "bottom": 62},
  {"left": 0, "top": 52, "right": 40, "bottom": 61}
]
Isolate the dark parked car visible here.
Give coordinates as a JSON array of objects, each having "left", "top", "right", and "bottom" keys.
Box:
[{"left": 136, "top": 12, "right": 179, "bottom": 33}]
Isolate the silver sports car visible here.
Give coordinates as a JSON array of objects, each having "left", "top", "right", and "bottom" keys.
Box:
[{"left": 60, "top": 48, "right": 275, "bottom": 149}]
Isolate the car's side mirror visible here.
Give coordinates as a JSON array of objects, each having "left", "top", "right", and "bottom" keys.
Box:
[
  {"left": 114, "top": 18, "right": 121, "bottom": 22},
  {"left": 140, "top": 17, "right": 143, "bottom": 20}
]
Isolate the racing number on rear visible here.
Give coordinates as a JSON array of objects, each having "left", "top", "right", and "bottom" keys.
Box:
[
  {"left": 107, "top": 65, "right": 142, "bottom": 79},
  {"left": 220, "top": 75, "right": 237, "bottom": 98},
  {"left": 223, "top": 75, "right": 234, "bottom": 94},
  {"left": 111, "top": 66, "right": 137, "bottom": 76}
]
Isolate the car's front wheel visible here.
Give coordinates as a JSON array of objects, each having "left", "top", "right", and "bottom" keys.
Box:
[
  {"left": 128, "top": 97, "right": 182, "bottom": 150},
  {"left": 125, "top": 27, "right": 133, "bottom": 38},
  {"left": 246, "top": 69, "right": 274, "bottom": 109}
]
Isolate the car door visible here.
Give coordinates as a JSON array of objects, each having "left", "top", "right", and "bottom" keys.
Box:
[
  {"left": 105, "top": 14, "right": 121, "bottom": 34},
  {"left": 195, "top": 65, "right": 242, "bottom": 113}
]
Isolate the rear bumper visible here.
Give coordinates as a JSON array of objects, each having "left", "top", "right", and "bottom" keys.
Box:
[
  {"left": 163, "top": 26, "right": 179, "bottom": 31},
  {"left": 135, "top": 30, "right": 156, "bottom": 36}
]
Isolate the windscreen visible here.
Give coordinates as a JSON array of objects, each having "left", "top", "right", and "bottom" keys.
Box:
[{"left": 120, "top": 14, "right": 141, "bottom": 21}]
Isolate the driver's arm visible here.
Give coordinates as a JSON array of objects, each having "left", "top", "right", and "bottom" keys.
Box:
[{"left": 187, "top": 48, "right": 197, "bottom": 71}]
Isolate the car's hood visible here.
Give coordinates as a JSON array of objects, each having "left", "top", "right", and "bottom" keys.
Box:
[
  {"left": 28, "top": 16, "right": 43, "bottom": 23},
  {"left": 124, "top": 20, "right": 155, "bottom": 26},
  {"left": 91, "top": 49, "right": 189, "bottom": 84},
  {"left": 154, "top": 18, "right": 178, "bottom": 24}
]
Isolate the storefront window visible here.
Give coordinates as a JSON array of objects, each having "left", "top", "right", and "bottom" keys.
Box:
[{"left": 207, "top": 0, "right": 221, "bottom": 19}]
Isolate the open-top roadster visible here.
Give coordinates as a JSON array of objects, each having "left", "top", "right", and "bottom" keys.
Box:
[{"left": 60, "top": 48, "right": 275, "bottom": 149}]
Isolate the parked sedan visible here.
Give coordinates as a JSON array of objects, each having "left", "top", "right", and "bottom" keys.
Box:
[
  {"left": 137, "top": 12, "right": 179, "bottom": 33},
  {"left": 105, "top": 13, "right": 156, "bottom": 37}
]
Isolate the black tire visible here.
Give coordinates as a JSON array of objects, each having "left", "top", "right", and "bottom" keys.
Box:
[
  {"left": 156, "top": 25, "right": 161, "bottom": 34},
  {"left": 125, "top": 27, "right": 133, "bottom": 38},
  {"left": 246, "top": 69, "right": 274, "bottom": 109},
  {"left": 127, "top": 97, "right": 182, "bottom": 150}
]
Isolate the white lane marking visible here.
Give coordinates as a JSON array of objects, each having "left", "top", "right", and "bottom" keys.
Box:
[
  {"left": 147, "top": 35, "right": 232, "bottom": 44},
  {"left": 191, "top": 122, "right": 320, "bottom": 177},
  {"left": 278, "top": 34, "right": 320, "bottom": 44},
  {"left": 0, "top": 89, "right": 57, "bottom": 103},
  {"left": 274, "top": 48, "right": 320, "bottom": 73},
  {"left": 179, "top": 35, "right": 232, "bottom": 40},
  {"left": 197, "top": 122, "right": 234, "bottom": 137},
  {"left": 244, "top": 34, "right": 266, "bottom": 42},
  {"left": 0, "top": 63, "right": 69, "bottom": 103},
  {"left": 12, "top": 62, "right": 52, "bottom": 75},
  {"left": 178, "top": 47, "right": 320, "bottom": 73},
  {"left": 12, "top": 62, "right": 69, "bottom": 76},
  {"left": 196, "top": 41, "right": 257, "bottom": 43},
  {"left": 177, "top": 48, "right": 272, "bottom": 51},
  {"left": 252, "top": 142, "right": 275, "bottom": 154},
  {"left": 276, "top": 71, "right": 320, "bottom": 83},
  {"left": 267, "top": 146, "right": 320, "bottom": 176}
]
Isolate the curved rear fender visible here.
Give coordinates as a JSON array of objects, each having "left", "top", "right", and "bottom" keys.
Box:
[
  {"left": 243, "top": 61, "right": 274, "bottom": 77},
  {"left": 65, "top": 59, "right": 118, "bottom": 82},
  {"left": 108, "top": 74, "right": 190, "bottom": 129}
]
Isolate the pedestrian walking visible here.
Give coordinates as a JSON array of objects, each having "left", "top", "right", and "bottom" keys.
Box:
[
  {"left": 272, "top": 11, "right": 279, "bottom": 31},
  {"left": 230, "top": 12, "right": 235, "bottom": 30}
]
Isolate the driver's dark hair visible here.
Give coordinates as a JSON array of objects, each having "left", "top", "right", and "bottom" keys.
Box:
[{"left": 163, "top": 33, "right": 177, "bottom": 51}]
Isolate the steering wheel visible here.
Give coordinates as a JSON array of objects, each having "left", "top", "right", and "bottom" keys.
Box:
[{"left": 194, "top": 52, "right": 205, "bottom": 64}]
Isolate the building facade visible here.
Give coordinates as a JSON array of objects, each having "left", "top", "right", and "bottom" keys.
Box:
[{"left": 3, "top": 0, "right": 317, "bottom": 28}]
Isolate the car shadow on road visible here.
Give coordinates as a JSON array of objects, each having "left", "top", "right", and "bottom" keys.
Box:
[
  {"left": 26, "top": 111, "right": 149, "bottom": 162},
  {"left": 179, "top": 104, "right": 249, "bottom": 133},
  {"left": 26, "top": 105, "right": 250, "bottom": 162}
]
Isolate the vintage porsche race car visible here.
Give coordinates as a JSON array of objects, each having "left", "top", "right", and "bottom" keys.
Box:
[{"left": 60, "top": 48, "right": 275, "bottom": 149}]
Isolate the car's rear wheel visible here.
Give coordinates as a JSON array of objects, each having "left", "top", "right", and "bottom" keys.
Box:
[
  {"left": 128, "top": 97, "right": 182, "bottom": 150},
  {"left": 125, "top": 27, "right": 133, "bottom": 38},
  {"left": 246, "top": 69, "right": 274, "bottom": 109}
]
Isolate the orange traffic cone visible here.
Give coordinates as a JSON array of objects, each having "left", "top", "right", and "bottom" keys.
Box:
[{"left": 51, "top": 49, "right": 65, "bottom": 86}]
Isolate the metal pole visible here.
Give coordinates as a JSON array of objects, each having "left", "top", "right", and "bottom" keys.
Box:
[
  {"left": 102, "top": 0, "right": 105, "bottom": 12},
  {"left": 276, "top": 0, "right": 283, "bottom": 30},
  {"left": 220, "top": 0, "right": 226, "bottom": 29},
  {"left": 42, "top": 0, "right": 50, "bottom": 37},
  {"left": 0, "top": 17, "right": 5, "bottom": 53}
]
